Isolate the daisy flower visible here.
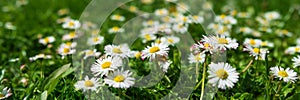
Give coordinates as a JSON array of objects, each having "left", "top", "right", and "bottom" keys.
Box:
[
  {"left": 61, "top": 42, "right": 77, "bottom": 48},
  {"left": 172, "top": 23, "right": 188, "bottom": 34},
  {"left": 87, "top": 35, "right": 104, "bottom": 45},
  {"left": 158, "top": 60, "right": 172, "bottom": 72},
  {"left": 141, "top": 43, "right": 170, "bottom": 60},
  {"left": 157, "top": 23, "right": 172, "bottom": 33},
  {"left": 104, "top": 69, "right": 135, "bottom": 89},
  {"left": 141, "top": 0, "right": 154, "bottom": 4},
  {"left": 188, "top": 52, "right": 206, "bottom": 64},
  {"left": 243, "top": 38, "right": 262, "bottom": 47},
  {"left": 62, "top": 31, "right": 78, "bottom": 40},
  {"left": 29, "top": 53, "right": 52, "bottom": 61},
  {"left": 82, "top": 49, "right": 101, "bottom": 59},
  {"left": 275, "top": 29, "right": 292, "bottom": 37},
  {"left": 208, "top": 62, "right": 239, "bottom": 90},
  {"left": 91, "top": 56, "right": 122, "bottom": 77},
  {"left": 104, "top": 44, "right": 132, "bottom": 58},
  {"left": 140, "top": 32, "right": 157, "bottom": 43},
  {"left": 160, "top": 35, "right": 180, "bottom": 46},
  {"left": 264, "top": 11, "right": 281, "bottom": 21},
  {"left": 57, "top": 8, "right": 69, "bottom": 16},
  {"left": 108, "top": 26, "right": 125, "bottom": 33},
  {"left": 292, "top": 55, "right": 300, "bottom": 68},
  {"left": 191, "top": 15, "right": 204, "bottom": 24},
  {"left": 154, "top": 8, "right": 169, "bottom": 16},
  {"left": 16, "top": 0, "right": 28, "bottom": 6},
  {"left": 270, "top": 66, "right": 297, "bottom": 83},
  {"left": 62, "top": 19, "right": 81, "bottom": 29},
  {"left": 74, "top": 76, "right": 101, "bottom": 92},
  {"left": 237, "top": 12, "right": 251, "bottom": 18},
  {"left": 39, "top": 36, "right": 55, "bottom": 45},
  {"left": 243, "top": 45, "right": 268, "bottom": 60},
  {"left": 142, "top": 20, "right": 159, "bottom": 27},
  {"left": 175, "top": 14, "right": 192, "bottom": 24},
  {"left": 110, "top": 14, "right": 125, "bottom": 22},
  {"left": 238, "top": 27, "right": 252, "bottom": 34},
  {"left": 260, "top": 41, "right": 274, "bottom": 47},
  {"left": 4, "top": 22, "right": 16, "bottom": 30},
  {"left": 57, "top": 45, "right": 76, "bottom": 58},
  {"left": 215, "top": 14, "right": 237, "bottom": 25},
  {"left": 196, "top": 41, "right": 213, "bottom": 54},
  {"left": 285, "top": 46, "right": 300, "bottom": 54},
  {"left": 202, "top": 35, "right": 239, "bottom": 51},
  {"left": 0, "top": 87, "right": 12, "bottom": 99}
]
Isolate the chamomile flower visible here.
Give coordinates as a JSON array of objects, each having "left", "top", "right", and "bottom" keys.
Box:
[
  {"left": 62, "top": 19, "right": 81, "bottom": 29},
  {"left": 130, "top": 51, "right": 141, "bottom": 59},
  {"left": 160, "top": 36, "right": 180, "bottom": 46},
  {"left": 285, "top": 46, "right": 300, "bottom": 54},
  {"left": 29, "top": 53, "right": 52, "bottom": 61},
  {"left": 243, "top": 45, "right": 268, "bottom": 60},
  {"left": 188, "top": 52, "right": 206, "bottom": 63},
  {"left": 270, "top": 66, "right": 297, "bottom": 83},
  {"left": 203, "top": 35, "right": 239, "bottom": 51},
  {"left": 0, "top": 87, "right": 12, "bottom": 99},
  {"left": 57, "top": 45, "right": 76, "bottom": 58},
  {"left": 82, "top": 49, "right": 101, "bottom": 59},
  {"left": 141, "top": 43, "right": 170, "bottom": 60},
  {"left": 91, "top": 56, "right": 122, "bottom": 76},
  {"left": 39, "top": 36, "right": 55, "bottom": 45},
  {"left": 62, "top": 31, "right": 77, "bottom": 40},
  {"left": 110, "top": 14, "right": 125, "bottom": 22},
  {"left": 104, "top": 44, "right": 132, "bottom": 58},
  {"left": 208, "top": 62, "right": 239, "bottom": 90},
  {"left": 87, "top": 35, "right": 104, "bottom": 45},
  {"left": 104, "top": 69, "right": 135, "bottom": 89},
  {"left": 243, "top": 38, "right": 262, "bottom": 47},
  {"left": 154, "top": 8, "right": 169, "bottom": 16},
  {"left": 108, "top": 26, "right": 124, "bottom": 33},
  {"left": 74, "top": 76, "right": 101, "bottom": 92},
  {"left": 292, "top": 55, "right": 300, "bottom": 68},
  {"left": 264, "top": 11, "right": 281, "bottom": 21}
]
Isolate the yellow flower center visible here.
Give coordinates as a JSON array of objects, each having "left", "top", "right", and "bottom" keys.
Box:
[
  {"left": 216, "top": 69, "right": 228, "bottom": 79},
  {"left": 195, "top": 54, "right": 202, "bottom": 61},
  {"left": 69, "top": 32, "right": 76, "bottom": 38},
  {"left": 135, "top": 52, "right": 141, "bottom": 58},
  {"left": 114, "top": 75, "right": 125, "bottom": 82},
  {"left": 114, "top": 15, "right": 121, "bottom": 20},
  {"left": 84, "top": 80, "right": 94, "bottom": 87},
  {"left": 278, "top": 71, "right": 288, "bottom": 77},
  {"left": 218, "top": 38, "right": 228, "bottom": 44},
  {"left": 112, "top": 27, "right": 120, "bottom": 31},
  {"left": 44, "top": 37, "right": 49, "bottom": 43},
  {"left": 113, "top": 48, "right": 122, "bottom": 54},
  {"left": 149, "top": 46, "right": 160, "bottom": 53},
  {"left": 253, "top": 48, "right": 260, "bottom": 54},
  {"left": 68, "top": 21, "right": 75, "bottom": 27},
  {"left": 261, "top": 42, "right": 267, "bottom": 46},
  {"left": 204, "top": 43, "right": 210, "bottom": 48},
  {"left": 93, "top": 37, "right": 99, "bottom": 42},
  {"left": 86, "top": 50, "right": 94, "bottom": 55},
  {"left": 282, "top": 30, "right": 288, "bottom": 34},
  {"left": 101, "top": 62, "right": 111, "bottom": 69},
  {"left": 66, "top": 42, "right": 72, "bottom": 47},
  {"left": 144, "top": 34, "right": 152, "bottom": 41},
  {"left": 249, "top": 39, "right": 256, "bottom": 45},
  {"left": 220, "top": 14, "right": 226, "bottom": 19},
  {"left": 63, "top": 48, "right": 70, "bottom": 53},
  {"left": 167, "top": 38, "right": 174, "bottom": 43},
  {"left": 156, "top": 39, "right": 161, "bottom": 44},
  {"left": 295, "top": 47, "right": 300, "bottom": 52}
]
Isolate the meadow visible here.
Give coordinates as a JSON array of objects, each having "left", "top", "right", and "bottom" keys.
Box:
[{"left": 1, "top": 0, "right": 300, "bottom": 100}]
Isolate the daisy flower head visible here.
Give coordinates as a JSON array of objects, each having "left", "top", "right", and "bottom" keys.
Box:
[
  {"left": 91, "top": 56, "right": 122, "bottom": 77},
  {"left": 141, "top": 42, "right": 170, "bottom": 60},
  {"left": 191, "top": 15, "right": 204, "bottom": 24},
  {"left": 237, "top": 12, "right": 251, "bottom": 18},
  {"left": 158, "top": 60, "right": 172, "bottom": 72},
  {"left": 243, "top": 45, "right": 268, "bottom": 60},
  {"left": 243, "top": 38, "right": 262, "bottom": 47},
  {"left": 264, "top": 11, "right": 281, "bottom": 21},
  {"left": 74, "top": 76, "right": 101, "bottom": 92},
  {"left": 110, "top": 14, "right": 125, "bottom": 22},
  {"left": 57, "top": 8, "right": 69, "bottom": 16},
  {"left": 141, "top": 0, "right": 154, "bottom": 4},
  {"left": 188, "top": 52, "right": 206, "bottom": 64},
  {"left": 154, "top": 8, "right": 169, "bottom": 16},
  {"left": 57, "top": 45, "right": 76, "bottom": 58},
  {"left": 160, "top": 35, "right": 180, "bottom": 46},
  {"left": 275, "top": 29, "right": 292, "bottom": 37},
  {"left": 104, "top": 69, "right": 135, "bottom": 89},
  {"left": 172, "top": 23, "right": 188, "bottom": 34},
  {"left": 292, "top": 55, "right": 300, "bottom": 68},
  {"left": 140, "top": 32, "right": 157, "bottom": 43},
  {"left": 108, "top": 26, "right": 125, "bottom": 34},
  {"left": 87, "top": 35, "right": 104, "bottom": 45},
  {"left": 62, "top": 19, "right": 81, "bottom": 29},
  {"left": 0, "top": 87, "right": 12, "bottom": 99},
  {"left": 175, "top": 14, "right": 192, "bottom": 24},
  {"left": 142, "top": 20, "right": 160, "bottom": 27},
  {"left": 39, "top": 36, "right": 55, "bottom": 45},
  {"left": 82, "top": 49, "right": 101, "bottom": 59},
  {"left": 16, "top": 0, "right": 28, "bottom": 7},
  {"left": 156, "top": 23, "right": 172, "bottom": 33},
  {"left": 29, "top": 53, "right": 52, "bottom": 61},
  {"left": 270, "top": 66, "right": 297, "bottom": 83},
  {"left": 260, "top": 41, "right": 274, "bottom": 48},
  {"left": 208, "top": 62, "right": 239, "bottom": 90},
  {"left": 215, "top": 14, "right": 237, "bottom": 25},
  {"left": 196, "top": 41, "right": 213, "bottom": 54},
  {"left": 62, "top": 31, "right": 78, "bottom": 40},
  {"left": 104, "top": 44, "right": 132, "bottom": 58},
  {"left": 238, "top": 27, "right": 252, "bottom": 34},
  {"left": 61, "top": 41, "right": 77, "bottom": 48},
  {"left": 203, "top": 35, "right": 239, "bottom": 51},
  {"left": 285, "top": 46, "right": 300, "bottom": 55}
]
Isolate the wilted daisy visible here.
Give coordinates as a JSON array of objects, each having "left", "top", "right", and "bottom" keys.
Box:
[
  {"left": 104, "top": 69, "right": 135, "bottom": 89},
  {"left": 141, "top": 43, "right": 170, "bottom": 60},
  {"left": 29, "top": 53, "right": 52, "bottom": 61},
  {"left": 82, "top": 49, "right": 101, "bottom": 59},
  {"left": 188, "top": 52, "right": 206, "bottom": 63},
  {"left": 62, "top": 31, "right": 77, "bottom": 40},
  {"left": 110, "top": 14, "right": 125, "bottom": 22},
  {"left": 264, "top": 11, "right": 281, "bottom": 21},
  {"left": 285, "top": 46, "right": 300, "bottom": 54},
  {"left": 0, "top": 87, "right": 12, "bottom": 99},
  {"left": 74, "top": 76, "right": 101, "bottom": 92},
  {"left": 87, "top": 35, "right": 104, "bottom": 45},
  {"left": 91, "top": 56, "right": 122, "bottom": 76},
  {"left": 104, "top": 44, "right": 132, "bottom": 58},
  {"left": 208, "top": 62, "right": 239, "bottom": 90},
  {"left": 62, "top": 19, "right": 81, "bottom": 29},
  {"left": 39, "top": 36, "right": 55, "bottom": 45},
  {"left": 160, "top": 35, "right": 180, "bottom": 46},
  {"left": 154, "top": 8, "right": 169, "bottom": 16},
  {"left": 270, "top": 66, "right": 297, "bottom": 83},
  {"left": 243, "top": 45, "right": 268, "bottom": 60},
  {"left": 108, "top": 26, "right": 125, "bottom": 33},
  {"left": 292, "top": 55, "right": 300, "bottom": 68}
]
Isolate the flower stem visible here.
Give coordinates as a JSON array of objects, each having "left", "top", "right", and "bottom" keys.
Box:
[
  {"left": 200, "top": 56, "right": 207, "bottom": 100},
  {"left": 242, "top": 58, "right": 254, "bottom": 73},
  {"left": 196, "top": 61, "right": 199, "bottom": 82}
]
